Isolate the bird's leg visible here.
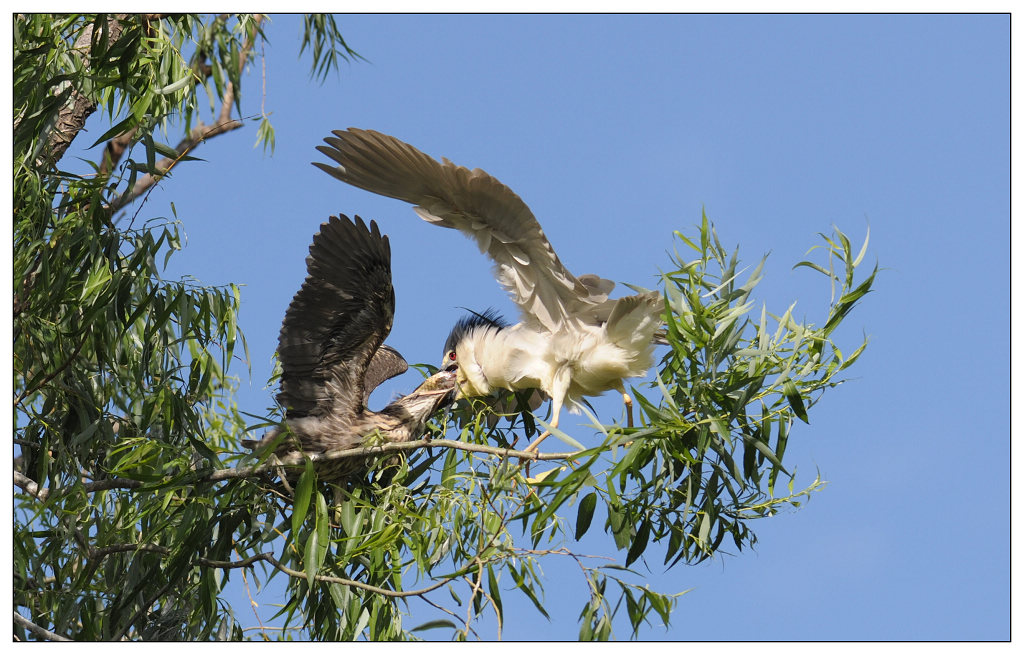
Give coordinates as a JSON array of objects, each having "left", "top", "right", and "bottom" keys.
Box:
[
  {"left": 523, "top": 372, "right": 570, "bottom": 483},
  {"left": 522, "top": 412, "right": 557, "bottom": 481},
  {"left": 523, "top": 412, "right": 559, "bottom": 454},
  {"left": 616, "top": 383, "right": 636, "bottom": 447},
  {"left": 524, "top": 372, "right": 569, "bottom": 455}
]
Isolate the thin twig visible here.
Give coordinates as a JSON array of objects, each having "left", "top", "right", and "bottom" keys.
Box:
[
  {"left": 77, "top": 541, "right": 453, "bottom": 599},
  {"left": 14, "top": 335, "right": 88, "bottom": 408},
  {"left": 110, "top": 578, "right": 174, "bottom": 641},
  {"left": 464, "top": 562, "right": 485, "bottom": 637}
]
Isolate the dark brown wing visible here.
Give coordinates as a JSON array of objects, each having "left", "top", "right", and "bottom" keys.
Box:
[
  {"left": 361, "top": 344, "right": 408, "bottom": 406},
  {"left": 276, "top": 214, "right": 396, "bottom": 420},
  {"left": 313, "top": 128, "right": 604, "bottom": 332}
]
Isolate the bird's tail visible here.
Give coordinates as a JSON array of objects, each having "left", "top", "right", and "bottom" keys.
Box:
[{"left": 603, "top": 291, "right": 663, "bottom": 351}]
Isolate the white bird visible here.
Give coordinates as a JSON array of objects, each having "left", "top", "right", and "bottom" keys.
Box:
[{"left": 314, "top": 129, "right": 662, "bottom": 451}]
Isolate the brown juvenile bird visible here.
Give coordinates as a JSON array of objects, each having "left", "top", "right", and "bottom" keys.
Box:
[
  {"left": 314, "top": 129, "right": 663, "bottom": 451},
  {"left": 247, "top": 214, "right": 458, "bottom": 481}
]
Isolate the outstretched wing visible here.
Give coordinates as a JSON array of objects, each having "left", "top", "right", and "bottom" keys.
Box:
[
  {"left": 314, "top": 128, "right": 606, "bottom": 331},
  {"left": 276, "top": 214, "right": 397, "bottom": 420}
]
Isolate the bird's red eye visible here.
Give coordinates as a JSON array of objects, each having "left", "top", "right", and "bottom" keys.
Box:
[{"left": 448, "top": 352, "right": 457, "bottom": 361}]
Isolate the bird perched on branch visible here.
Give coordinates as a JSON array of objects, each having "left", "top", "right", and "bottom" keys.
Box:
[
  {"left": 246, "top": 214, "right": 458, "bottom": 482},
  {"left": 314, "top": 129, "right": 663, "bottom": 451}
]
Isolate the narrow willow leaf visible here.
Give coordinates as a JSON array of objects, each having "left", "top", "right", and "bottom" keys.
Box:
[
  {"left": 853, "top": 224, "right": 871, "bottom": 268},
  {"left": 782, "top": 379, "right": 809, "bottom": 424},
  {"left": 86, "top": 114, "right": 139, "bottom": 148},
  {"left": 533, "top": 416, "right": 584, "bottom": 450},
  {"left": 744, "top": 433, "right": 787, "bottom": 471},
  {"left": 697, "top": 512, "right": 712, "bottom": 546},
  {"left": 304, "top": 490, "right": 329, "bottom": 584},
  {"left": 575, "top": 491, "right": 597, "bottom": 540},
  {"left": 153, "top": 73, "right": 193, "bottom": 95},
  {"left": 625, "top": 518, "right": 651, "bottom": 566},
  {"left": 352, "top": 607, "right": 371, "bottom": 639},
  {"left": 607, "top": 503, "right": 632, "bottom": 551},
  {"left": 526, "top": 466, "right": 566, "bottom": 485},
  {"left": 839, "top": 335, "right": 870, "bottom": 371},
  {"left": 487, "top": 565, "right": 503, "bottom": 619},
  {"left": 412, "top": 620, "right": 457, "bottom": 632},
  {"left": 292, "top": 460, "right": 315, "bottom": 536},
  {"left": 793, "top": 259, "right": 835, "bottom": 278}
]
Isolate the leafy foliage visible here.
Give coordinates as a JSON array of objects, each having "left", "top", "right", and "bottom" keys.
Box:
[{"left": 12, "top": 13, "right": 876, "bottom": 641}]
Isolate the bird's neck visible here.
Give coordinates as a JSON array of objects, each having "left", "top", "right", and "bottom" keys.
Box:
[{"left": 457, "top": 325, "right": 544, "bottom": 396}]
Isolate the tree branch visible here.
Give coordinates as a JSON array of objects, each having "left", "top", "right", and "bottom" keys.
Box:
[
  {"left": 80, "top": 542, "right": 453, "bottom": 600},
  {"left": 107, "top": 116, "right": 244, "bottom": 213},
  {"left": 14, "top": 438, "right": 582, "bottom": 503},
  {"left": 13, "top": 333, "right": 88, "bottom": 408},
  {"left": 110, "top": 578, "right": 175, "bottom": 642},
  {"left": 43, "top": 16, "right": 127, "bottom": 166},
  {"left": 13, "top": 612, "right": 72, "bottom": 642},
  {"left": 97, "top": 127, "right": 138, "bottom": 177},
  {"left": 107, "top": 14, "right": 265, "bottom": 213}
]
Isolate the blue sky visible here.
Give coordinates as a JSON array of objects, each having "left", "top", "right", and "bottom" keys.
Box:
[{"left": 126, "top": 14, "right": 1007, "bottom": 640}]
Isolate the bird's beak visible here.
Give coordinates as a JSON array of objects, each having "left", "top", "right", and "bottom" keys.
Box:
[
  {"left": 411, "top": 367, "right": 459, "bottom": 396},
  {"left": 409, "top": 367, "right": 460, "bottom": 410}
]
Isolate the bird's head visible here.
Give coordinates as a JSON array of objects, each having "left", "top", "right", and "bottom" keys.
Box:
[
  {"left": 391, "top": 366, "right": 459, "bottom": 414},
  {"left": 441, "top": 308, "right": 507, "bottom": 397}
]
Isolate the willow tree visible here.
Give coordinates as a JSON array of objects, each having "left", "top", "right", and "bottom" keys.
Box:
[{"left": 12, "top": 13, "right": 875, "bottom": 641}]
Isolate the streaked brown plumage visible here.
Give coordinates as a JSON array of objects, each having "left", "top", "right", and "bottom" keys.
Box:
[{"left": 247, "top": 214, "right": 457, "bottom": 482}]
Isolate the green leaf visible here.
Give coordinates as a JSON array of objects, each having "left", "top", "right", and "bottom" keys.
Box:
[
  {"left": 575, "top": 491, "right": 597, "bottom": 540},
  {"left": 304, "top": 490, "right": 329, "bottom": 584},
  {"left": 782, "top": 379, "right": 809, "bottom": 424},
  {"left": 839, "top": 335, "right": 870, "bottom": 371},
  {"left": 291, "top": 459, "right": 315, "bottom": 536},
  {"left": 86, "top": 114, "right": 139, "bottom": 149},
  {"left": 697, "top": 512, "right": 712, "bottom": 546},
  {"left": 607, "top": 502, "right": 632, "bottom": 551},
  {"left": 625, "top": 518, "right": 651, "bottom": 566},
  {"left": 509, "top": 566, "right": 550, "bottom": 620},
  {"left": 487, "top": 565, "right": 503, "bottom": 620},
  {"left": 411, "top": 620, "right": 457, "bottom": 633}
]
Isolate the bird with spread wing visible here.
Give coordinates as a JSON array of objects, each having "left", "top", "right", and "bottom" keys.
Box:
[
  {"left": 246, "top": 214, "right": 458, "bottom": 482},
  {"left": 314, "top": 130, "right": 663, "bottom": 451}
]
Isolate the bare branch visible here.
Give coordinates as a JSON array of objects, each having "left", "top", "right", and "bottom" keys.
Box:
[
  {"left": 13, "top": 612, "right": 73, "bottom": 642},
  {"left": 80, "top": 542, "right": 453, "bottom": 600},
  {"left": 13, "top": 438, "right": 584, "bottom": 503},
  {"left": 257, "top": 552, "right": 454, "bottom": 599},
  {"left": 13, "top": 471, "right": 43, "bottom": 498},
  {"left": 108, "top": 116, "right": 245, "bottom": 213}
]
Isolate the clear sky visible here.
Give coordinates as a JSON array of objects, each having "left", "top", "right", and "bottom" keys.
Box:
[{"left": 132, "top": 14, "right": 1007, "bottom": 640}]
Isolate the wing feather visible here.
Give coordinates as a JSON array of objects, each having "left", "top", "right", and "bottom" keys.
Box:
[
  {"left": 361, "top": 344, "right": 409, "bottom": 406},
  {"left": 277, "top": 214, "right": 397, "bottom": 420},
  {"left": 314, "top": 128, "right": 600, "bottom": 331}
]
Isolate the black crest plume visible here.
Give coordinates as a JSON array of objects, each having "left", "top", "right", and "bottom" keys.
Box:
[{"left": 443, "top": 308, "right": 507, "bottom": 355}]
